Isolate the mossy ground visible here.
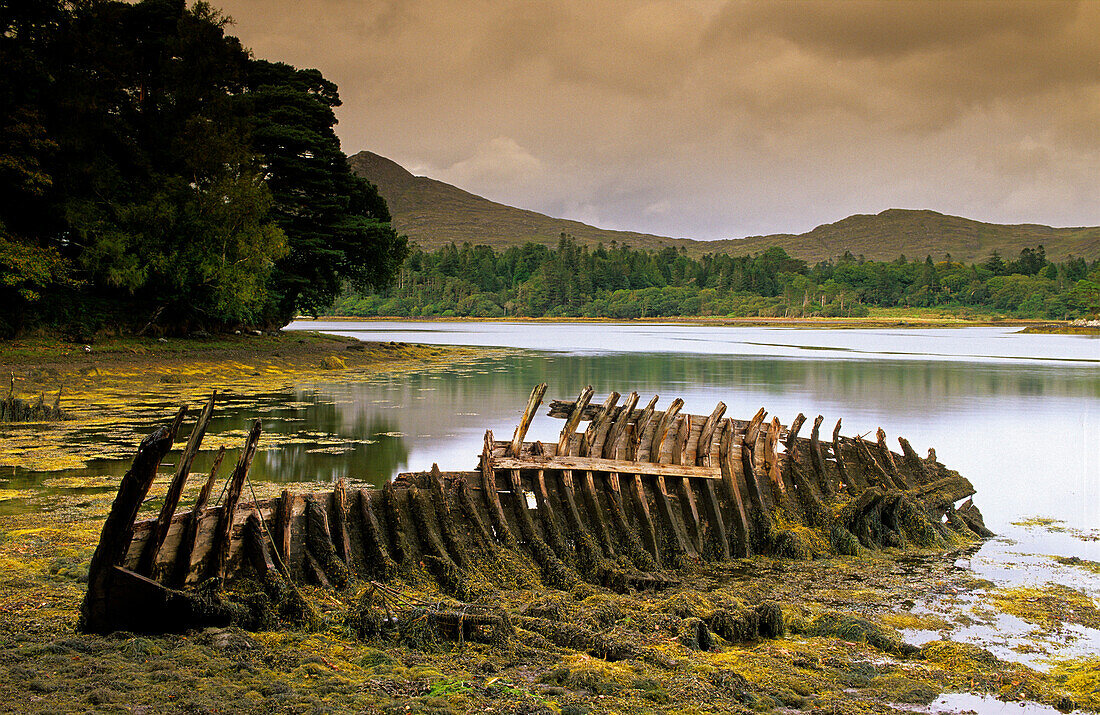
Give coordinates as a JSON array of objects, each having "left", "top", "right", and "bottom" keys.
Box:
[
  {"left": 2, "top": 479, "right": 1097, "bottom": 714},
  {"left": 1, "top": 341, "right": 1096, "bottom": 713}
]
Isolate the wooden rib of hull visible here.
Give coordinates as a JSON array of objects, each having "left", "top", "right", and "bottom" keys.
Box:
[{"left": 81, "top": 386, "right": 991, "bottom": 634}]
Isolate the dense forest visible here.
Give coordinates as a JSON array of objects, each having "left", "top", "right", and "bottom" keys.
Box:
[
  {"left": 334, "top": 237, "right": 1100, "bottom": 320},
  {"left": 0, "top": 0, "right": 406, "bottom": 337}
]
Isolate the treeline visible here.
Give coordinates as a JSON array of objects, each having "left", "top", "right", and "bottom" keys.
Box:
[
  {"left": 334, "top": 236, "right": 1100, "bottom": 320},
  {"left": 0, "top": 0, "right": 405, "bottom": 337}
]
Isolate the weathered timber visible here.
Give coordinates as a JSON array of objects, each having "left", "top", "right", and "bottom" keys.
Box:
[
  {"left": 213, "top": 420, "right": 262, "bottom": 581},
  {"left": 139, "top": 392, "right": 217, "bottom": 577},
  {"left": 84, "top": 386, "right": 990, "bottom": 635},
  {"left": 174, "top": 446, "right": 225, "bottom": 587},
  {"left": 81, "top": 425, "right": 175, "bottom": 633},
  {"left": 480, "top": 429, "right": 517, "bottom": 547},
  {"left": 510, "top": 383, "right": 547, "bottom": 456}
]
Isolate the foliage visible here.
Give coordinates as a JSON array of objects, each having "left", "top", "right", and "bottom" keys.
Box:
[
  {"left": 336, "top": 235, "right": 1100, "bottom": 320},
  {"left": 0, "top": 0, "right": 404, "bottom": 336}
]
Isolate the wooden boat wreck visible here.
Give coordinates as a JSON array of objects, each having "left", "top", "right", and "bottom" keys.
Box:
[{"left": 80, "top": 385, "right": 992, "bottom": 636}]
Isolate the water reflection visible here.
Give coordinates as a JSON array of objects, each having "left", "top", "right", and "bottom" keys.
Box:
[{"left": 4, "top": 323, "right": 1097, "bottom": 532}]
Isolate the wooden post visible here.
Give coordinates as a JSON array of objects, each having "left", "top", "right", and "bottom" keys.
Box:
[
  {"left": 697, "top": 402, "right": 727, "bottom": 462},
  {"left": 275, "top": 489, "right": 294, "bottom": 566},
  {"left": 584, "top": 391, "right": 620, "bottom": 457},
  {"left": 557, "top": 386, "right": 594, "bottom": 456},
  {"left": 213, "top": 420, "right": 262, "bottom": 580},
  {"left": 630, "top": 395, "right": 660, "bottom": 459},
  {"left": 81, "top": 424, "right": 175, "bottom": 633},
  {"left": 140, "top": 393, "right": 217, "bottom": 576},
  {"left": 764, "top": 417, "right": 787, "bottom": 497},
  {"left": 174, "top": 446, "right": 224, "bottom": 586},
  {"left": 509, "top": 383, "right": 547, "bottom": 456},
  {"left": 876, "top": 428, "right": 907, "bottom": 488},
  {"left": 602, "top": 392, "right": 639, "bottom": 458},
  {"left": 809, "top": 416, "right": 833, "bottom": 497},
  {"left": 331, "top": 477, "right": 353, "bottom": 565},
  {"left": 480, "top": 430, "right": 517, "bottom": 547},
  {"left": 718, "top": 421, "right": 751, "bottom": 557},
  {"left": 831, "top": 419, "right": 851, "bottom": 491}
]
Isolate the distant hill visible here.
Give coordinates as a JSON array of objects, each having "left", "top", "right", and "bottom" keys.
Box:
[{"left": 350, "top": 151, "right": 1100, "bottom": 263}]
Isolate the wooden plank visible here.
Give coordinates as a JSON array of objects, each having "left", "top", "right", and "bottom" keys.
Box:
[
  {"left": 480, "top": 430, "right": 517, "bottom": 547},
  {"left": 739, "top": 418, "right": 769, "bottom": 513},
  {"left": 584, "top": 392, "right": 620, "bottom": 457},
  {"left": 699, "top": 477, "right": 729, "bottom": 560},
  {"left": 493, "top": 455, "right": 721, "bottom": 479},
  {"left": 673, "top": 415, "right": 702, "bottom": 551},
  {"left": 276, "top": 488, "right": 294, "bottom": 566},
  {"left": 602, "top": 392, "right": 639, "bottom": 459},
  {"left": 356, "top": 489, "right": 396, "bottom": 575},
  {"left": 81, "top": 424, "right": 175, "bottom": 633},
  {"left": 831, "top": 419, "right": 851, "bottom": 491},
  {"left": 630, "top": 395, "right": 660, "bottom": 459},
  {"left": 173, "top": 446, "right": 224, "bottom": 587},
  {"left": 718, "top": 421, "right": 751, "bottom": 556},
  {"left": 641, "top": 398, "right": 683, "bottom": 462},
  {"left": 331, "top": 477, "right": 352, "bottom": 565},
  {"left": 696, "top": 402, "right": 727, "bottom": 464},
  {"left": 557, "top": 386, "right": 594, "bottom": 456},
  {"left": 809, "top": 415, "right": 833, "bottom": 496},
  {"left": 214, "top": 420, "right": 262, "bottom": 580},
  {"left": 629, "top": 472, "right": 661, "bottom": 561},
  {"left": 140, "top": 392, "right": 217, "bottom": 576},
  {"left": 855, "top": 436, "right": 898, "bottom": 490},
  {"left": 581, "top": 469, "right": 616, "bottom": 556},
  {"left": 534, "top": 469, "right": 568, "bottom": 559},
  {"left": 651, "top": 473, "right": 691, "bottom": 557},
  {"left": 510, "top": 383, "right": 547, "bottom": 456}
]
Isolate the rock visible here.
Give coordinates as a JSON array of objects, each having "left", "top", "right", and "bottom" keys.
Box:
[
  {"left": 320, "top": 355, "right": 346, "bottom": 370},
  {"left": 192, "top": 330, "right": 212, "bottom": 339}
]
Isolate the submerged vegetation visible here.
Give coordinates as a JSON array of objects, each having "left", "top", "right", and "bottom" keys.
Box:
[{"left": 335, "top": 236, "right": 1100, "bottom": 321}]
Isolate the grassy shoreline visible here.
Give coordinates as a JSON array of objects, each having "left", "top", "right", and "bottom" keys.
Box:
[{"left": 298, "top": 314, "right": 1058, "bottom": 329}]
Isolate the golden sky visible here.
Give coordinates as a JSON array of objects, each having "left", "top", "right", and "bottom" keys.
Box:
[{"left": 217, "top": 0, "right": 1100, "bottom": 238}]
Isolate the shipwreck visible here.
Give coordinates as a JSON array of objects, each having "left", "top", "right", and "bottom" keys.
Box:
[{"left": 80, "top": 384, "right": 991, "bottom": 636}]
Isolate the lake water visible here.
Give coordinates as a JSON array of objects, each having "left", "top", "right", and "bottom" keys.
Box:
[{"left": 286, "top": 320, "right": 1099, "bottom": 534}]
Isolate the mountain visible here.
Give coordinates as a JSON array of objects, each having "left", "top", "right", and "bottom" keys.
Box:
[{"left": 350, "top": 151, "right": 1100, "bottom": 263}]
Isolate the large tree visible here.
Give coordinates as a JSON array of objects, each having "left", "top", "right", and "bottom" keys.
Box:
[
  {"left": 0, "top": 0, "right": 405, "bottom": 335},
  {"left": 243, "top": 59, "right": 406, "bottom": 325}
]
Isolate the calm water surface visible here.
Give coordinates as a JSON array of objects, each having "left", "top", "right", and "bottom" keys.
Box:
[{"left": 286, "top": 320, "right": 1099, "bottom": 534}]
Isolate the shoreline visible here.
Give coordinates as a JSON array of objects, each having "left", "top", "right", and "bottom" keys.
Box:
[{"left": 297, "top": 315, "right": 1060, "bottom": 330}]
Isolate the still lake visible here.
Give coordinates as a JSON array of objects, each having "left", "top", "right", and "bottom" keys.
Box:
[{"left": 285, "top": 320, "right": 1099, "bottom": 534}]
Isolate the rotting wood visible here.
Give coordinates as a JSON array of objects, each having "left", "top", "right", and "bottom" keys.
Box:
[
  {"left": 831, "top": 419, "right": 850, "bottom": 491},
  {"left": 718, "top": 421, "right": 751, "bottom": 557},
  {"left": 213, "top": 419, "right": 262, "bottom": 581},
  {"left": 603, "top": 391, "right": 639, "bottom": 459},
  {"left": 139, "top": 392, "right": 217, "bottom": 577},
  {"left": 83, "top": 386, "right": 992, "bottom": 635},
  {"left": 809, "top": 415, "right": 832, "bottom": 497},
  {"left": 331, "top": 477, "right": 353, "bottom": 566},
  {"left": 557, "top": 386, "right": 594, "bottom": 456},
  {"left": 173, "top": 446, "right": 224, "bottom": 587},
  {"left": 510, "top": 383, "right": 547, "bottom": 457},
  {"left": 480, "top": 429, "right": 517, "bottom": 547}
]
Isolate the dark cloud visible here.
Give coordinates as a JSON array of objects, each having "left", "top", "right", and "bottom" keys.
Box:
[{"left": 215, "top": 0, "right": 1100, "bottom": 238}]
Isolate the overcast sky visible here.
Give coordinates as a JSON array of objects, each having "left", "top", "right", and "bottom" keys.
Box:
[{"left": 216, "top": 0, "right": 1100, "bottom": 239}]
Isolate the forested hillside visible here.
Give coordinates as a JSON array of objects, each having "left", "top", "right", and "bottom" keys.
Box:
[
  {"left": 0, "top": 0, "right": 406, "bottom": 337},
  {"left": 351, "top": 151, "right": 1100, "bottom": 264},
  {"left": 334, "top": 237, "right": 1100, "bottom": 320}
]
